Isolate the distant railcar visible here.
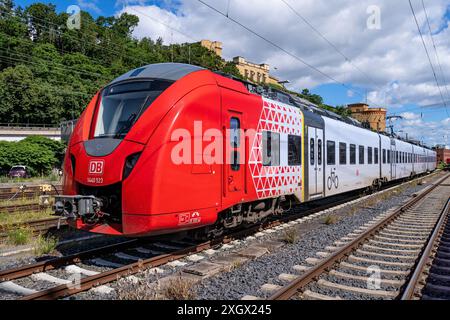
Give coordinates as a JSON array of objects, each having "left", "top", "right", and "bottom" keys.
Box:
[{"left": 54, "top": 63, "right": 437, "bottom": 237}]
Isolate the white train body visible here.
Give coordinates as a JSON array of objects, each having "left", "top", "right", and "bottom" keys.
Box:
[{"left": 302, "top": 107, "right": 436, "bottom": 201}]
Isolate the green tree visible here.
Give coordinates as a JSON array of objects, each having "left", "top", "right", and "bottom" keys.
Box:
[{"left": 0, "top": 138, "right": 58, "bottom": 176}]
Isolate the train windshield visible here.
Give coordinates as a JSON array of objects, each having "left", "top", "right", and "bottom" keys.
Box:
[{"left": 94, "top": 80, "right": 173, "bottom": 139}]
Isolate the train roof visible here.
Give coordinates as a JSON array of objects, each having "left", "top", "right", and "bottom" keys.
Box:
[
  {"left": 110, "top": 63, "right": 205, "bottom": 85},
  {"left": 214, "top": 71, "right": 435, "bottom": 151},
  {"left": 108, "top": 64, "right": 434, "bottom": 152}
]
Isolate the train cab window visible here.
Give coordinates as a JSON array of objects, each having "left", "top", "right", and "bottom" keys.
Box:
[
  {"left": 368, "top": 147, "right": 373, "bottom": 164},
  {"left": 94, "top": 80, "right": 174, "bottom": 139},
  {"left": 350, "top": 144, "right": 356, "bottom": 165},
  {"left": 310, "top": 138, "right": 315, "bottom": 166},
  {"left": 263, "top": 131, "right": 280, "bottom": 166},
  {"left": 318, "top": 140, "right": 323, "bottom": 165},
  {"left": 374, "top": 148, "right": 379, "bottom": 164},
  {"left": 339, "top": 143, "right": 347, "bottom": 165},
  {"left": 327, "top": 141, "right": 336, "bottom": 165},
  {"left": 383, "top": 149, "right": 386, "bottom": 164},
  {"left": 359, "top": 146, "right": 365, "bottom": 164},
  {"left": 288, "top": 135, "right": 302, "bottom": 166},
  {"left": 230, "top": 118, "right": 240, "bottom": 148}
]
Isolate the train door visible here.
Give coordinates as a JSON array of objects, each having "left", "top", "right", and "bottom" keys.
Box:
[
  {"left": 225, "top": 112, "right": 245, "bottom": 196},
  {"left": 308, "top": 126, "right": 324, "bottom": 198},
  {"left": 391, "top": 141, "right": 396, "bottom": 180}
]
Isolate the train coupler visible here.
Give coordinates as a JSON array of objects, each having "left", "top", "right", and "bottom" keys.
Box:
[{"left": 53, "top": 195, "right": 103, "bottom": 220}]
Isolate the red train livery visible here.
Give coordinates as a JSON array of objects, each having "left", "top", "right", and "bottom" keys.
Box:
[{"left": 55, "top": 63, "right": 436, "bottom": 237}]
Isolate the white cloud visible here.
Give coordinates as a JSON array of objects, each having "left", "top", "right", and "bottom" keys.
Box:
[
  {"left": 116, "top": 0, "right": 450, "bottom": 146},
  {"left": 400, "top": 112, "right": 421, "bottom": 120},
  {"left": 77, "top": 0, "right": 102, "bottom": 14}
]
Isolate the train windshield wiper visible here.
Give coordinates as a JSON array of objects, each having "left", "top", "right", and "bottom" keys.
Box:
[{"left": 114, "top": 113, "right": 137, "bottom": 139}]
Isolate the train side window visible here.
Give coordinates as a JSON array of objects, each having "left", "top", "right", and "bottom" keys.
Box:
[
  {"left": 318, "top": 140, "right": 322, "bottom": 165},
  {"left": 359, "top": 145, "right": 365, "bottom": 164},
  {"left": 230, "top": 118, "right": 240, "bottom": 148},
  {"left": 231, "top": 151, "right": 240, "bottom": 171},
  {"left": 383, "top": 149, "right": 386, "bottom": 164},
  {"left": 350, "top": 144, "right": 356, "bottom": 165},
  {"left": 310, "top": 138, "right": 315, "bottom": 165},
  {"left": 339, "top": 143, "right": 347, "bottom": 165},
  {"left": 396, "top": 151, "right": 398, "bottom": 163},
  {"left": 374, "top": 148, "right": 379, "bottom": 164},
  {"left": 327, "top": 141, "right": 336, "bottom": 165},
  {"left": 263, "top": 131, "right": 280, "bottom": 166},
  {"left": 288, "top": 135, "right": 302, "bottom": 166},
  {"left": 368, "top": 147, "right": 373, "bottom": 164}
]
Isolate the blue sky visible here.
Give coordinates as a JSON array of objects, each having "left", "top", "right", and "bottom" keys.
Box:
[{"left": 12, "top": 0, "right": 450, "bottom": 146}]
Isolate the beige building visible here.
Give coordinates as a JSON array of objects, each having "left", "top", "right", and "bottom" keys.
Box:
[
  {"left": 348, "top": 103, "right": 387, "bottom": 132},
  {"left": 232, "top": 56, "right": 280, "bottom": 85},
  {"left": 199, "top": 40, "right": 280, "bottom": 86},
  {"left": 200, "top": 40, "right": 223, "bottom": 57}
]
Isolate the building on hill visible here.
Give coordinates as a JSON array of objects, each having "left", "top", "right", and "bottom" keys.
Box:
[
  {"left": 199, "top": 39, "right": 281, "bottom": 86},
  {"left": 347, "top": 103, "right": 387, "bottom": 132},
  {"left": 200, "top": 40, "right": 223, "bottom": 57},
  {"left": 232, "top": 56, "right": 280, "bottom": 86}
]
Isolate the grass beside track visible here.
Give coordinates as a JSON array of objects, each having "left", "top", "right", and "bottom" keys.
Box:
[{"left": 0, "top": 209, "right": 54, "bottom": 228}]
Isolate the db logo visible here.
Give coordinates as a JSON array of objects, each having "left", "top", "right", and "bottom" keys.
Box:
[
  {"left": 178, "top": 212, "right": 201, "bottom": 226},
  {"left": 89, "top": 160, "right": 104, "bottom": 175}
]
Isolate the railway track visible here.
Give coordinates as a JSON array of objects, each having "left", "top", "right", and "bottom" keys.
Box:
[
  {"left": 0, "top": 217, "right": 66, "bottom": 241},
  {"left": 0, "top": 172, "right": 441, "bottom": 300},
  {"left": 266, "top": 173, "right": 450, "bottom": 300},
  {"left": 0, "top": 203, "right": 49, "bottom": 214},
  {"left": 401, "top": 198, "right": 450, "bottom": 300},
  {"left": 0, "top": 185, "right": 61, "bottom": 201}
]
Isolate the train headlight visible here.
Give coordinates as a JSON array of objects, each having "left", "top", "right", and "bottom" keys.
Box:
[{"left": 123, "top": 152, "right": 142, "bottom": 180}]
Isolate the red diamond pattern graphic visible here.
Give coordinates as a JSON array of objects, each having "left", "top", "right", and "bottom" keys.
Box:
[{"left": 249, "top": 98, "right": 303, "bottom": 200}]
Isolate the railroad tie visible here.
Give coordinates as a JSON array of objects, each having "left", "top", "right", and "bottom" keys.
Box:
[
  {"left": 317, "top": 279, "right": 397, "bottom": 298},
  {"left": 0, "top": 281, "right": 37, "bottom": 296}
]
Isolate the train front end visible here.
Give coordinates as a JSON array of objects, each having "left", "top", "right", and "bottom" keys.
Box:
[{"left": 54, "top": 63, "right": 219, "bottom": 237}]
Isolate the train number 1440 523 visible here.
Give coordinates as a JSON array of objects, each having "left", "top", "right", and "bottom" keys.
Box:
[{"left": 87, "top": 177, "right": 104, "bottom": 184}]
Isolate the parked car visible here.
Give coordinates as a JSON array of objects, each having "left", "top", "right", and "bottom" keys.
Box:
[{"left": 8, "top": 166, "right": 31, "bottom": 178}]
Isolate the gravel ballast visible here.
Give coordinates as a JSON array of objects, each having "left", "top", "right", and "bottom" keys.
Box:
[{"left": 193, "top": 178, "right": 435, "bottom": 300}]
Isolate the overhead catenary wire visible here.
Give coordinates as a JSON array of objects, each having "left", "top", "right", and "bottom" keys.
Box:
[
  {"left": 0, "top": 8, "right": 150, "bottom": 67},
  {"left": 126, "top": 6, "right": 198, "bottom": 43},
  {"left": 0, "top": 49, "right": 113, "bottom": 81},
  {"left": 408, "top": 0, "right": 449, "bottom": 117},
  {"left": 421, "top": 0, "right": 450, "bottom": 102},
  {"left": 196, "top": 0, "right": 369, "bottom": 101},
  {"left": 279, "top": 0, "right": 380, "bottom": 90},
  {"left": 0, "top": 58, "right": 92, "bottom": 97}
]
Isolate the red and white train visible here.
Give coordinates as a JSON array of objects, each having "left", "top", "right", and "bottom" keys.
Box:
[{"left": 55, "top": 63, "right": 437, "bottom": 237}]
